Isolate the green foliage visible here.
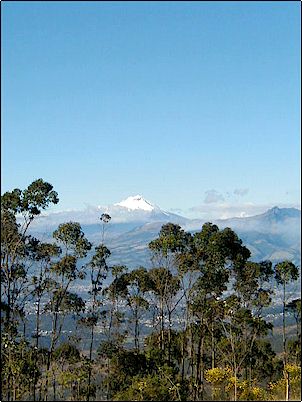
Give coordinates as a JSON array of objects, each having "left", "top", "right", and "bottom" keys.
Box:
[
  {"left": 1, "top": 179, "right": 59, "bottom": 340},
  {"left": 250, "top": 340, "right": 276, "bottom": 381},
  {"left": 1, "top": 178, "right": 59, "bottom": 216},
  {"left": 145, "top": 330, "right": 183, "bottom": 367},
  {"left": 1, "top": 336, "right": 40, "bottom": 400},
  {"left": 53, "top": 221, "right": 92, "bottom": 257},
  {"left": 54, "top": 342, "right": 81, "bottom": 364},
  {"left": 113, "top": 370, "right": 186, "bottom": 401},
  {"left": 97, "top": 340, "right": 121, "bottom": 359},
  {"left": 274, "top": 261, "right": 299, "bottom": 285},
  {"left": 286, "top": 298, "right": 301, "bottom": 326},
  {"left": 1, "top": 184, "right": 301, "bottom": 402},
  {"left": 148, "top": 267, "right": 180, "bottom": 297}
]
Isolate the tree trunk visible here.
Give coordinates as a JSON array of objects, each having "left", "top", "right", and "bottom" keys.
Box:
[
  {"left": 34, "top": 299, "right": 41, "bottom": 402},
  {"left": 87, "top": 324, "right": 95, "bottom": 402},
  {"left": 53, "top": 374, "right": 56, "bottom": 401},
  {"left": 199, "top": 337, "right": 205, "bottom": 401},
  {"left": 189, "top": 326, "right": 195, "bottom": 399},
  {"left": 211, "top": 321, "right": 215, "bottom": 369},
  {"left": 181, "top": 333, "right": 186, "bottom": 382},
  {"left": 107, "top": 358, "right": 110, "bottom": 400},
  {"left": 233, "top": 364, "right": 237, "bottom": 402},
  {"left": 134, "top": 306, "right": 139, "bottom": 352},
  {"left": 282, "top": 282, "right": 287, "bottom": 364},
  {"left": 160, "top": 297, "right": 165, "bottom": 351},
  {"left": 195, "top": 325, "right": 205, "bottom": 401},
  {"left": 282, "top": 281, "right": 289, "bottom": 401},
  {"left": 6, "top": 281, "right": 12, "bottom": 402},
  {"left": 285, "top": 370, "right": 290, "bottom": 401},
  {"left": 46, "top": 308, "right": 58, "bottom": 402},
  {"left": 168, "top": 310, "right": 172, "bottom": 364}
]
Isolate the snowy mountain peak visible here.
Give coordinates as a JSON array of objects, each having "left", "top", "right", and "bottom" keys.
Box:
[{"left": 114, "top": 195, "right": 155, "bottom": 211}]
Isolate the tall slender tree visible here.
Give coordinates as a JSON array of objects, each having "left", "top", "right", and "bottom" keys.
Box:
[
  {"left": 43, "top": 222, "right": 91, "bottom": 400},
  {"left": 1, "top": 179, "right": 58, "bottom": 402},
  {"left": 274, "top": 260, "right": 299, "bottom": 401}
]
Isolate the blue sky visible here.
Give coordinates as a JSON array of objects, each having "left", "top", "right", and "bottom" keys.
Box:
[{"left": 2, "top": 1, "right": 301, "bottom": 218}]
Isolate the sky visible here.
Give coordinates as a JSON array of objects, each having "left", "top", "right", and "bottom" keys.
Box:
[{"left": 2, "top": 1, "right": 301, "bottom": 219}]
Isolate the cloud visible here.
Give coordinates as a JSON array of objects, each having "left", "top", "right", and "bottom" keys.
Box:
[
  {"left": 188, "top": 202, "right": 301, "bottom": 220},
  {"left": 168, "top": 208, "right": 184, "bottom": 214},
  {"left": 204, "top": 190, "right": 225, "bottom": 204},
  {"left": 189, "top": 202, "right": 265, "bottom": 219},
  {"left": 233, "top": 188, "right": 249, "bottom": 197}
]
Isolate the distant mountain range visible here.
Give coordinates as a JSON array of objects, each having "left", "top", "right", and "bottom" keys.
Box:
[{"left": 27, "top": 196, "right": 301, "bottom": 269}]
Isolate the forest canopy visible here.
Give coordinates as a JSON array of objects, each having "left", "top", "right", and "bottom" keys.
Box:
[{"left": 1, "top": 180, "right": 301, "bottom": 401}]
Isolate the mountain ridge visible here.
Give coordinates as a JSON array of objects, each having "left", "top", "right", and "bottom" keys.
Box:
[{"left": 24, "top": 198, "right": 300, "bottom": 269}]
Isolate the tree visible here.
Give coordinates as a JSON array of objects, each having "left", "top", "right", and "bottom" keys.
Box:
[
  {"left": 116, "top": 267, "right": 153, "bottom": 352},
  {"left": 286, "top": 298, "right": 301, "bottom": 341},
  {"left": 148, "top": 267, "right": 180, "bottom": 361},
  {"left": 31, "top": 243, "right": 61, "bottom": 348},
  {"left": 29, "top": 242, "right": 61, "bottom": 401},
  {"left": 218, "top": 295, "right": 273, "bottom": 402},
  {"left": 286, "top": 298, "right": 301, "bottom": 364},
  {"left": 232, "top": 260, "right": 274, "bottom": 384},
  {"left": 81, "top": 242, "right": 111, "bottom": 401},
  {"left": 149, "top": 223, "right": 190, "bottom": 361},
  {"left": 43, "top": 222, "right": 91, "bottom": 401},
  {"left": 1, "top": 179, "right": 58, "bottom": 402},
  {"left": 1, "top": 336, "right": 39, "bottom": 401},
  {"left": 1, "top": 179, "right": 59, "bottom": 335},
  {"left": 187, "top": 224, "right": 251, "bottom": 400},
  {"left": 274, "top": 261, "right": 299, "bottom": 401},
  {"left": 101, "top": 264, "right": 128, "bottom": 399}
]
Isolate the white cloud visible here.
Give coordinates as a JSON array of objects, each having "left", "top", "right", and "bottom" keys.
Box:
[
  {"left": 187, "top": 202, "right": 301, "bottom": 220},
  {"left": 233, "top": 188, "right": 249, "bottom": 197},
  {"left": 204, "top": 190, "right": 225, "bottom": 204}
]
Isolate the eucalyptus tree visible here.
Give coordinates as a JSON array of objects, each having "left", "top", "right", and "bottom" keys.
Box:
[
  {"left": 286, "top": 298, "right": 301, "bottom": 341},
  {"left": 47, "top": 222, "right": 91, "bottom": 356},
  {"left": 29, "top": 242, "right": 61, "bottom": 401},
  {"left": 149, "top": 223, "right": 191, "bottom": 278},
  {"left": 76, "top": 212, "right": 112, "bottom": 401},
  {"left": 1, "top": 179, "right": 59, "bottom": 337},
  {"left": 31, "top": 243, "right": 61, "bottom": 349},
  {"left": 286, "top": 298, "right": 301, "bottom": 364},
  {"left": 1, "top": 179, "right": 58, "bottom": 402},
  {"left": 201, "top": 245, "right": 274, "bottom": 401},
  {"left": 148, "top": 266, "right": 180, "bottom": 361},
  {"left": 231, "top": 260, "right": 274, "bottom": 382},
  {"left": 43, "top": 222, "right": 91, "bottom": 400},
  {"left": 208, "top": 258, "right": 275, "bottom": 402},
  {"left": 274, "top": 261, "right": 300, "bottom": 364},
  {"left": 1, "top": 336, "right": 38, "bottom": 401},
  {"left": 274, "top": 260, "right": 299, "bottom": 401},
  {"left": 104, "top": 264, "right": 128, "bottom": 343},
  {"left": 80, "top": 242, "right": 111, "bottom": 401},
  {"left": 100, "top": 264, "right": 128, "bottom": 400},
  {"left": 149, "top": 223, "right": 191, "bottom": 361},
  {"left": 217, "top": 295, "right": 273, "bottom": 402},
  {"left": 117, "top": 267, "right": 154, "bottom": 352},
  {"left": 188, "top": 223, "right": 251, "bottom": 400}
]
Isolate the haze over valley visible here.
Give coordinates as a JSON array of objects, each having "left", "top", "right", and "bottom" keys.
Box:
[{"left": 28, "top": 195, "right": 301, "bottom": 270}]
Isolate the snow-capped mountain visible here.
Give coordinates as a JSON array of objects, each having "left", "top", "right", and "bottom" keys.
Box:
[
  {"left": 25, "top": 197, "right": 300, "bottom": 271},
  {"left": 22, "top": 202, "right": 300, "bottom": 301},
  {"left": 100, "top": 195, "right": 187, "bottom": 227},
  {"left": 114, "top": 195, "right": 155, "bottom": 211},
  {"left": 27, "top": 195, "right": 189, "bottom": 239}
]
